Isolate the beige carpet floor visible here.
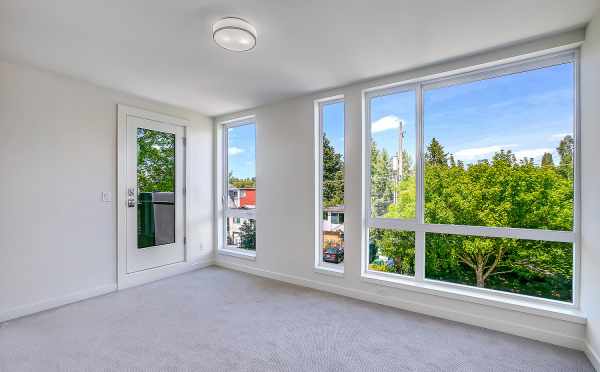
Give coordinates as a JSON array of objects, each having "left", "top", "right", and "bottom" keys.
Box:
[{"left": 0, "top": 267, "right": 594, "bottom": 371}]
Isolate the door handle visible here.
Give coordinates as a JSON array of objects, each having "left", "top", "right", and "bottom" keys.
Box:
[{"left": 128, "top": 187, "right": 136, "bottom": 208}]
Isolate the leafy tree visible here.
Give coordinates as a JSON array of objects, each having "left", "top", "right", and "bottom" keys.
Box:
[
  {"left": 370, "top": 141, "right": 394, "bottom": 216},
  {"left": 541, "top": 152, "right": 554, "bottom": 167},
  {"left": 370, "top": 138, "right": 574, "bottom": 301},
  {"left": 387, "top": 175, "right": 416, "bottom": 219},
  {"left": 493, "top": 149, "right": 517, "bottom": 164},
  {"left": 374, "top": 229, "right": 416, "bottom": 275},
  {"left": 425, "top": 137, "right": 448, "bottom": 166},
  {"left": 557, "top": 135, "right": 574, "bottom": 179},
  {"left": 137, "top": 128, "right": 175, "bottom": 192},
  {"left": 322, "top": 134, "right": 344, "bottom": 207},
  {"left": 239, "top": 220, "right": 256, "bottom": 250},
  {"left": 401, "top": 150, "right": 413, "bottom": 179},
  {"left": 229, "top": 173, "right": 256, "bottom": 188}
]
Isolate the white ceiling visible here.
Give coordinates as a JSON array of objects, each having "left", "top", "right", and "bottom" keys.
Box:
[{"left": 0, "top": 0, "right": 598, "bottom": 116}]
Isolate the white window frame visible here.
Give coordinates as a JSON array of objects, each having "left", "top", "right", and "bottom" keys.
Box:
[
  {"left": 220, "top": 116, "right": 257, "bottom": 260},
  {"left": 362, "top": 50, "right": 580, "bottom": 311},
  {"left": 314, "top": 96, "right": 345, "bottom": 276}
]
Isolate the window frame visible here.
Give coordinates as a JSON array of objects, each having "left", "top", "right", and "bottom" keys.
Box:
[
  {"left": 314, "top": 96, "right": 345, "bottom": 276},
  {"left": 221, "top": 117, "right": 257, "bottom": 259},
  {"left": 362, "top": 50, "right": 580, "bottom": 309}
]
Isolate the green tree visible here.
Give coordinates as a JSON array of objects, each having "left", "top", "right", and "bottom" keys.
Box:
[
  {"left": 322, "top": 134, "right": 344, "bottom": 207},
  {"left": 229, "top": 174, "right": 256, "bottom": 188},
  {"left": 239, "top": 220, "right": 256, "bottom": 250},
  {"left": 375, "top": 229, "right": 415, "bottom": 275},
  {"left": 387, "top": 175, "right": 416, "bottom": 219},
  {"left": 137, "top": 128, "right": 175, "bottom": 192},
  {"left": 370, "top": 141, "right": 394, "bottom": 216},
  {"left": 401, "top": 149, "right": 413, "bottom": 179},
  {"left": 423, "top": 151, "right": 572, "bottom": 293},
  {"left": 425, "top": 137, "right": 448, "bottom": 166},
  {"left": 541, "top": 152, "right": 554, "bottom": 167},
  {"left": 370, "top": 137, "right": 574, "bottom": 301},
  {"left": 557, "top": 135, "right": 574, "bottom": 179},
  {"left": 493, "top": 149, "right": 517, "bottom": 165}
]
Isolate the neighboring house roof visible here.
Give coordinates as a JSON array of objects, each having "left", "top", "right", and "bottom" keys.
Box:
[
  {"left": 228, "top": 186, "right": 256, "bottom": 190},
  {"left": 323, "top": 205, "right": 344, "bottom": 213}
]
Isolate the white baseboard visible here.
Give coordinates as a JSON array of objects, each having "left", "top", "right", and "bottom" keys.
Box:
[
  {"left": 1, "top": 259, "right": 215, "bottom": 323},
  {"left": 118, "top": 258, "right": 214, "bottom": 290},
  {"left": 0, "top": 283, "right": 117, "bottom": 323},
  {"left": 216, "top": 260, "right": 586, "bottom": 351},
  {"left": 585, "top": 342, "right": 600, "bottom": 371}
]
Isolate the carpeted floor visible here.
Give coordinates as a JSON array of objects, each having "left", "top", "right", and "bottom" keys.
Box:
[{"left": 0, "top": 267, "right": 593, "bottom": 372}]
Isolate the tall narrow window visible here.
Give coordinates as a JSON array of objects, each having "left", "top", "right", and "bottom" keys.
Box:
[
  {"left": 365, "top": 52, "right": 578, "bottom": 304},
  {"left": 317, "top": 99, "right": 345, "bottom": 271},
  {"left": 367, "top": 88, "right": 417, "bottom": 277},
  {"left": 223, "top": 120, "right": 256, "bottom": 254}
]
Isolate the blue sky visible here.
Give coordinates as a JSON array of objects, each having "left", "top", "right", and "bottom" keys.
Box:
[
  {"left": 228, "top": 124, "right": 256, "bottom": 179},
  {"left": 323, "top": 101, "right": 345, "bottom": 157},
  {"left": 371, "top": 91, "right": 417, "bottom": 168},
  {"left": 372, "top": 62, "right": 574, "bottom": 167},
  {"left": 228, "top": 63, "right": 574, "bottom": 179}
]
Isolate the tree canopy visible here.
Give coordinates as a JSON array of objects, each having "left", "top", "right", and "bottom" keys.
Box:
[
  {"left": 229, "top": 174, "right": 256, "bottom": 188},
  {"left": 322, "top": 134, "right": 344, "bottom": 207},
  {"left": 137, "top": 128, "right": 175, "bottom": 193},
  {"left": 239, "top": 219, "right": 256, "bottom": 251},
  {"left": 369, "top": 136, "right": 574, "bottom": 301}
]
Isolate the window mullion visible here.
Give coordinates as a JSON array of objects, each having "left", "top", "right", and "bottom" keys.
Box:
[{"left": 415, "top": 82, "right": 425, "bottom": 281}]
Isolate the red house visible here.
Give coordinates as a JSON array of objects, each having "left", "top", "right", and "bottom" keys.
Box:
[
  {"left": 238, "top": 188, "right": 256, "bottom": 208},
  {"left": 228, "top": 186, "right": 256, "bottom": 209}
]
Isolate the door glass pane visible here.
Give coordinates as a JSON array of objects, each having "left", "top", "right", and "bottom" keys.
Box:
[
  {"left": 226, "top": 217, "right": 256, "bottom": 251},
  {"left": 370, "top": 90, "right": 417, "bottom": 219},
  {"left": 227, "top": 123, "right": 256, "bottom": 210},
  {"left": 137, "top": 128, "right": 176, "bottom": 249}
]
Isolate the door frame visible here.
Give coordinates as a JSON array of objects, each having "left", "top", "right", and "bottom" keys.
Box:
[{"left": 117, "top": 104, "right": 192, "bottom": 290}]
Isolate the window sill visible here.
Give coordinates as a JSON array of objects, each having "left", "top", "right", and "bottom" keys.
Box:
[
  {"left": 314, "top": 265, "right": 344, "bottom": 277},
  {"left": 361, "top": 272, "right": 586, "bottom": 324},
  {"left": 218, "top": 248, "right": 256, "bottom": 261}
]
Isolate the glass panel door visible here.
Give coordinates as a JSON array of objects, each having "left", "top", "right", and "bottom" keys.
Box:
[{"left": 125, "top": 114, "right": 185, "bottom": 274}]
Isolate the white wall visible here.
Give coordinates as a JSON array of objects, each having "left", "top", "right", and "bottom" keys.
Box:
[
  {"left": 215, "top": 29, "right": 591, "bottom": 350},
  {"left": 581, "top": 9, "right": 600, "bottom": 370},
  {"left": 0, "top": 60, "right": 213, "bottom": 321}
]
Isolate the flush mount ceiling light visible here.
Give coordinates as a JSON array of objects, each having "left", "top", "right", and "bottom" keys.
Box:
[{"left": 212, "top": 17, "right": 257, "bottom": 52}]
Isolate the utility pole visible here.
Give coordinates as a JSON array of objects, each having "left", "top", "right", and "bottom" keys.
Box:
[{"left": 392, "top": 119, "right": 404, "bottom": 204}]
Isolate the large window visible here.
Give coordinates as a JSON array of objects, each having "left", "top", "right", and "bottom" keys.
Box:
[
  {"left": 316, "top": 98, "right": 345, "bottom": 271},
  {"left": 365, "top": 52, "right": 577, "bottom": 304},
  {"left": 223, "top": 119, "right": 256, "bottom": 253}
]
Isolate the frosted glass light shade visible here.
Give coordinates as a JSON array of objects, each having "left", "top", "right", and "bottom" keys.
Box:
[{"left": 213, "top": 17, "right": 257, "bottom": 52}]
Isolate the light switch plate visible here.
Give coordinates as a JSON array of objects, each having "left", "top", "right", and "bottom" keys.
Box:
[{"left": 102, "top": 192, "right": 112, "bottom": 202}]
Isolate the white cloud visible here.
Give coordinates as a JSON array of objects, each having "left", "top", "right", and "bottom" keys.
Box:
[
  {"left": 551, "top": 132, "right": 571, "bottom": 140},
  {"left": 514, "top": 148, "right": 553, "bottom": 160},
  {"left": 371, "top": 115, "right": 403, "bottom": 133},
  {"left": 228, "top": 147, "right": 244, "bottom": 156},
  {"left": 454, "top": 144, "right": 517, "bottom": 161}
]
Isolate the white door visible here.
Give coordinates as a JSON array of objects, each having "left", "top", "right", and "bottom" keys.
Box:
[{"left": 125, "top": 114, "right": 185, "bottom": 273}]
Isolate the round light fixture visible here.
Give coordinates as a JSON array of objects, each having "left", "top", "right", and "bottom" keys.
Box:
[{"left": 212, "top": 17, "right": 257, "bottom": 52}]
